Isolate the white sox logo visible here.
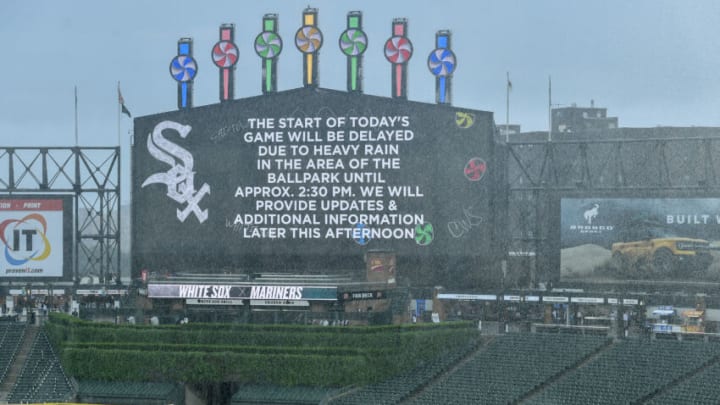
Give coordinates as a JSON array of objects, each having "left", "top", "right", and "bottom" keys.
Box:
[{"left": 141, "top": 120, "right": 210, "bottom": 223}]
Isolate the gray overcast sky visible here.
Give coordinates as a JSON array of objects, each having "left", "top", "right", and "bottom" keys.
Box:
[{"left": 1, "top": 0, "right": 719, "bottom": 148}]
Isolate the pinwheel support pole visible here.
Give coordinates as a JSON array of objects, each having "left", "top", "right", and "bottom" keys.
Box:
[
  {"left": 170, "top": 38, "right": 196, "bottom": 110},
  {"left": 295, "top": 8, "right": 322, "bottom": 88},
  {"left": 340, "top": 11, "right": 367, "bottom": 93},
  {"left": 385, "top": 19, "right": 412, "bottom": 100},
  {"left": 212, "top": 24, "right": 237, "bottom": 102},
  {"left": 256, "top": 14, "right": 281, "bottom": 94},
  {"left": 429, "top": 30, "right": 455, "bottom": 105}
]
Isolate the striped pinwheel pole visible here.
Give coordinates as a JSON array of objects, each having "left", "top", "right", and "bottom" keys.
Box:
[
  {"left": 427, "top": 30, "right": 456, "bottom": 104},
  {"left": 295, "top": 8, "right": 323, "bottom": 88},
  {"left": 384, "top": 19, "right": 412, "bottom": 99},
  {"left": 254, "top": 14, "right": 282, "bottom": 94},
  {"left": 339, "top": 11, "right": 368, "bottom": 93},
  {"left": 169, "top": 38, "right": 197, "bottom": 109},
  {"left": 211, "top": 24, "right": 238, "bottom": 102}
]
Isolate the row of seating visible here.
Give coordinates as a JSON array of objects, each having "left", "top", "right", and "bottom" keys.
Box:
[
  {"left": 232, "top": 384, "right": 339, "bottom": 404},
  {"left": 7, "top": 330, "right": 75, "bottom": 403},
  {"left": 226, "top": 333, "right": 720, "bottom": 404},
  {"left": 526, "top": 339, "right": 720, "bottom": 404},
  {"left": 76, "top": 380, "right": 184, "bottom": 404},
  {"left": 229, "top": 333, "right": 720, "bottom": 404},
  {"left": 329, "top": 339, "right": 479, "bottom": 404},
  {"left": 0, "top": 323, "right": 25, "bottom": 384},
  {"left": 646, "top": 360, "right": 720, "bottom": 404},
  {"left": 407, "top": 334, "right": 610, "bottom": 404}
]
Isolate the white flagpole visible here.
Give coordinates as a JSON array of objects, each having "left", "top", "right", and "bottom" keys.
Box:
[
  {"left": 548, "top": 75, "right": 552, "bottom": 142},
  {"left": 74, "top": 86, "right": 79, "bottom": 146},
  {"left": 116, "top": 81, "right": 123, "bottom": 286},
  {"left": 506, "top": 71, "right": 510, "bottom": 143},
  {"left": 117, "top": 82, "right": 121, "bottom": 147}
]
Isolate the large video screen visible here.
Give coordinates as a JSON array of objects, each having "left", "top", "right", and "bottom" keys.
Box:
[
  {"left": 132, "top": 89, "right": 501, "bottom": 273},
  {"left": 561, "top": 198, "right": 720, "bottom": 282},
  {"left": 0, "top": 195, "right": 73, "bottom": 280}
]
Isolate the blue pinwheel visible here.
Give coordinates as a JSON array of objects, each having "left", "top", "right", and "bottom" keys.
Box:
[
  {"left": 427, "top": 48, "right": 456, "bottom": 77},
  {"left": 170, "top": 55, "right": 198, "bottom": 83}
]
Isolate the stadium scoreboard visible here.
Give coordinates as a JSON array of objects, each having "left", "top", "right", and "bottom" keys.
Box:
[{"left": 132, "top": 88, "right": 504, "bottom": 274}]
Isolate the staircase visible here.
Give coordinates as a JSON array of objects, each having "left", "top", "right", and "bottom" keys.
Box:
[{"left": 0, "top": 325, "right": 38, "bottom": 404}]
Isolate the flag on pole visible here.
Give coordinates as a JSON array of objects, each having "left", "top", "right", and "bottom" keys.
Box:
[{"left": 118, "top": 86, "right": 132, "bottom": 118}]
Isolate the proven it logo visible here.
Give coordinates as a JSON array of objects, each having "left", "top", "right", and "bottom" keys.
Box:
[{"left": 0, "top": 214, "right": 51, "bottom": 265}]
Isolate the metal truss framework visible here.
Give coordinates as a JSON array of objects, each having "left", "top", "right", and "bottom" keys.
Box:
[
  {"left": 0, "top": 147, "right": 120, "bottom": 285},
  {"left": 506, "top": 136, "right": 720, "bottom": 287}
]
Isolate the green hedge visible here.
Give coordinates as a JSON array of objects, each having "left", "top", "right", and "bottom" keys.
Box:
[
  {"left": 47, "top": 313, "right": 477, "bottom": 386},
  {"left": 63, "top": 341, "right": 392, "bottom": 357},
  {"left": 62, "top": 349, "right": 372, "bottom": 386},
  {"left": 47, "top": 319, "right": 472, "bottom": 350}
]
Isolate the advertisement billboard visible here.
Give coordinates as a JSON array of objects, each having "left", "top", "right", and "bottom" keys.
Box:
[
  {"left": 147, "top": 283, "right": 337, "bottom": 301},
  {"left": 560, "top": 198, "right": 720, "bottom": 282},
  {"left": 132, "top": 88, "right": 503, "bottom": 274},
  {"left": 0, "top": 195, "right": 73, "bottom": 280}
]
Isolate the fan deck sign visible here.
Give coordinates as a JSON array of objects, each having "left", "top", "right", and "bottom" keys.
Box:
[{"left": 132, "top": 88, "right": 501, "bottom": 273}]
